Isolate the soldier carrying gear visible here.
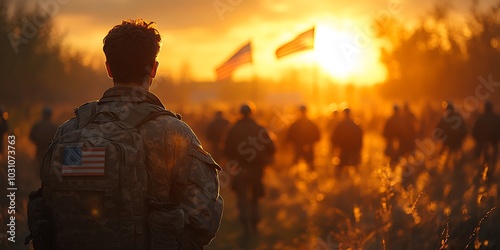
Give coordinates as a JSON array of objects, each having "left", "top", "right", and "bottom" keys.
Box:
[{"left": 26, "top": 19, "right": 223, "bottom": 250}]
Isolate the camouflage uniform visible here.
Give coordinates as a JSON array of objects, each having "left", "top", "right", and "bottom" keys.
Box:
[{"left": 53, "top": 86, "right": 223, "bottom": 249}]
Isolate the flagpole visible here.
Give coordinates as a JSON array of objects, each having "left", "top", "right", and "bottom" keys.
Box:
[
  {"left": 252, "top": 59, "right": 258, "bottom": 102},
  {"left": 313, "top": 59, "right": 320, "bottom": 108},
  {"left": 312, "top": 25, "right": 320, "bottom": 109}
]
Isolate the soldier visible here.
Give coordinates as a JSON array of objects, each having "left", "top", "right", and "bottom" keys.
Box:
[
  {"left": 205, "top": 110, "right": 230, "bottom": 162},
  {"left": 29, "top": 106, "right": 58, "bottom": 167},
  {"left": 285, "top": 105, "right": 320, "bottom": 170},
  {"left": 436, "top": 102, "right": 467, "bottom": 154},
  {"left": 330, "top": 108, "right": 363, "bottom": 174},
  {"left": 472, "top": 101, "right": 499, "bottom": 170},
  {"left": 224, "top": 104, "right": 275, "bottom": 241},
  {"left": 27, "top": 19, "right": 223, "bottom": 250},
  {"left": 399, "top": 102, "right": 417, "bottom": 157},
  {"left": 383, "top": 105, "right": 403, "bottom": 164}
]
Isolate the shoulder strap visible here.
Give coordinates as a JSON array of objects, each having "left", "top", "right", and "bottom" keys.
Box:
[
  {"left": 75, "top": 101, "right": 98, "bottom": 127},
  {"left": 121, "top": 102, "right": 181, "bottom": 128}
]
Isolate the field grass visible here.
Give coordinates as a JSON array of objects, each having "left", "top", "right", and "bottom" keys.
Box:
[
  {"left": 1, "top": 112, "right": 498, "bottom": 250},
  {"left": 207, "top": 132, "right": 499, "bottom": 249}
]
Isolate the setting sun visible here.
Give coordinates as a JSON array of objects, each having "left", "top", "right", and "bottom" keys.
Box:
[
  {"left": 313, "top": 24, "right": 385, "bottom": 85},
  {"left": 314, "top": 26, "right": 360, "bottom": 81}
]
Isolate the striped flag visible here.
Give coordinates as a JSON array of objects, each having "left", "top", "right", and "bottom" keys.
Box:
[
  {"left": 62, "top": 147, "right": 106, "bottom": 176},
  {"left": 216, "top": 42, "right": 252, "bottom": 81},
  {"left": 275, "top": 27, "right": 315, "bottom": 59}
]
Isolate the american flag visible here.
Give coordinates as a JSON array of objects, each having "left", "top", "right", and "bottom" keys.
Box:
[
  {"left": 62, "top": 147, "right": 106, "bottom": 176},
  {"left": 275, "top": 27, "right": 315, "bottom": 59},
  {"left": 215, "top": 42, "right": 252, "bottom": 81}
]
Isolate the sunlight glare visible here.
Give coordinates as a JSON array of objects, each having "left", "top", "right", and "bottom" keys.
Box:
[
  {"left": 314, "top": 25, "right": 363, "bottom": 81},
  {"left": 310, "top": 23, "right": 388, "bottom": 86}
]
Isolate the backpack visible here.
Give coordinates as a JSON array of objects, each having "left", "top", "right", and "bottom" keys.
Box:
[{"left": 30, "top": 101, "right": 179, "bottom": 250}]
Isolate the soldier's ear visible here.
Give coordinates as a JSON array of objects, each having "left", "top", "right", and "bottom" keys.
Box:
[
  {"left": 150, "top": 61, "right": 159, "bottom": 78},
  {"left": 105, "top": 61, "right": 113, "bottom": 79}
]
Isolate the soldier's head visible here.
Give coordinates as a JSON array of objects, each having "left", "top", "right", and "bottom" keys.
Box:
[
  {"left": 343, "top": 108, "right": 351, "bottom": 118},
  {"left": 240, "top": 104, "right": 252, "bottom": 118},
  {"left": 403, "top": 102, "right": 410, "bottom": 111},
  {"left": 103, "top": 19, "right": 161, "bottom": 88},
  {"left": 42, "top": 106, "right": 53, "bottom": 120},
  {"left": 393, "top": 104, "right": 399, "bottom": 114},
  {"left": 215, "top": 110, "right": 224, "bottom": 119},
  {"left": 298, "top": 105, "right": 308, "bottom": 117}
]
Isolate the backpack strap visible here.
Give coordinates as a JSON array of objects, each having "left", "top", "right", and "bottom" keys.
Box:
[
  {"left": 121, "top": 102, "right": 181, "bottom": 128},
  {"left": 75, "top": 101, "right": 98, "bottom": 127}
]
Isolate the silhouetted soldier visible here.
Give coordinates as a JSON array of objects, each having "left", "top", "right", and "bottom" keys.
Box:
[
  {"left": 436, "top": 102, "right": 467, "bottom": 154},
  {"left": 419, "top": 102, "right": 440, "bottom": 138},
  {"left": 205, "top": 110, "right": 230, "bottom": 162},
  {"left": 472, "top": 101, "right": 499, "bottom": 169},
  {"left": 327, "top": 109, "right": 340, "bottom": 165},
  {"left": 383, "top": 105, "right": 403, "bottom": 164},
  {"left": 224, "top": 104, "right": 276, "bottom": 240},
  {"left": 285, "top": 105, "right": 320, "bottom": 170},
  {"left": 29, "top": 106, "right": 58, "bottom": 167},
  {"left": 400, "top": 103, "right": 417, "bottom": 157},
  {"left": 330, "top": 108, "right": 363, "bottom": 174}
]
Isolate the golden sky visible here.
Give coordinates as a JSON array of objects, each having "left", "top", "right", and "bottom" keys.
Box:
[{"left": 24, "top": 0, "right": 482, "bottom": 85}]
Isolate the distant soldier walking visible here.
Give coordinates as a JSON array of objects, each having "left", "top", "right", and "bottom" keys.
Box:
[
  {"left": 330, "top": 108, "right": 363, "bottom": 174},
  {"left": 383, "top": 105, "right": 404, "bottom": 164},
  {"left": 436, "top": 102, "right": 467, "bottom": 154},
  {"left": 472, "top": 101, "right": 499, "bottom": 171},
  {"left": 205, "top": 110, "right": 230, "bottom": 162},
  {"left": 400, "top": 103, "right": 417, "bottom": 157},
  {"left": 285, "top": 105, "right": 320, "bottom": 170},
  {"left": 224, "top": 104, "right": 275, "bottom": 240},
  {"left": 29, "top": 106, "right": 58, "bottom": 166}
]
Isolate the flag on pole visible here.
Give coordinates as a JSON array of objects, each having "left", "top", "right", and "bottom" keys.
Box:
[
  {"left": 215, "top": 42, "right": 252, "bottom": 81},
  {"left": 275, "top": 27, "right": 315, "bottom": 59}
]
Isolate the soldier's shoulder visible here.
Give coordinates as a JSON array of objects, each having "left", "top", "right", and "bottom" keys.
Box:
[
  {"left": 54, "top": 117, "right": 78, "bottom": 139},
  {"left": 142, "top": 112, "right": 198, "bottom": 139}
]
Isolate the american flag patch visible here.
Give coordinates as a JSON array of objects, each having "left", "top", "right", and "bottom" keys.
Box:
[{"left": 62, "top": 147, "right": 106, "bottom": 176}]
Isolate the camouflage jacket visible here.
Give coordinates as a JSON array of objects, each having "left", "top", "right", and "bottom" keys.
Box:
[{"left": 54, "top": 86, "right": 223, "bottom": 248}]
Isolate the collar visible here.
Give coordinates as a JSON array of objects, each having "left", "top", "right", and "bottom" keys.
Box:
[{"left": 99, "top": 86, "right": 165, "bottom": 108}]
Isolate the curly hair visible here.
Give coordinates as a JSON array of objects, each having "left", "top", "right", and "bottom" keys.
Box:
[{"left": 103, "top": 19, "right": 161, "bottom": 84}]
